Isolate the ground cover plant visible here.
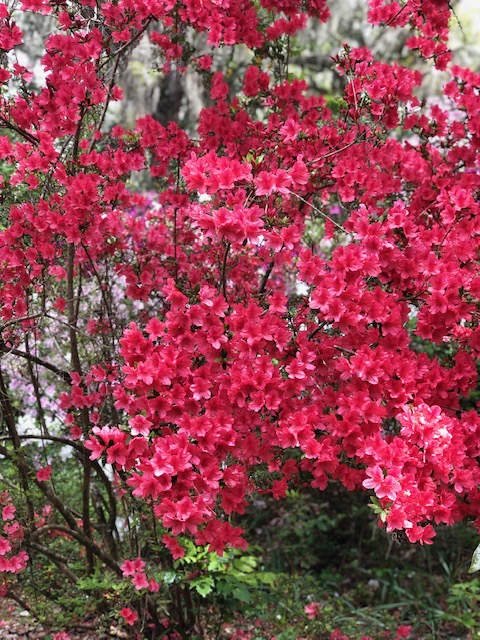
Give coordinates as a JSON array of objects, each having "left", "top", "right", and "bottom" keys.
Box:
[{"left": 0, "top": 0, "right": 479, "bottom": 637}]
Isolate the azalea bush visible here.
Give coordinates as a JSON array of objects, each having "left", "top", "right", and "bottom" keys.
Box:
[{"left": 0, "top": 0, "right": 479, "bottom": 637}]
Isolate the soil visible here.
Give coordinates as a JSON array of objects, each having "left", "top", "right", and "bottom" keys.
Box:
[{"left": 0, "top": 599, "right": 126, "bottom": 640}]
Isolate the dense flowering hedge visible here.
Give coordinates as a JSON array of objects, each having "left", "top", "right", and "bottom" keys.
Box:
[{"left": 0, "top": 0, "right": 479, "bottom": 636}]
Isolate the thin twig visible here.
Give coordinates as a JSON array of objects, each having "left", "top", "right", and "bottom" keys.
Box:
[
  {"left": 307, "top": 321, "right": 326, "bottom": 341},
  {"left": 0, "top": 433, "right": 83, "bottom": 451},
  {"left": 97, "top": 19, "right": 153, "bottom": 71},
  {"left": 81, "top": 242, "right": 117, "bottom": 352},
  {"left": 67, "top": 243, "right": 94, "bottom": 572},
  {"left": 6, "top": 440, "right": 124, "bottom": 575},
  {"left": 288, "top": 190, "right": 346, "bottom": 233},
  {"left": 88, "top": 53, "right": 121, "bottom": 153},
  {"left": 0, "top": 313, "right": 44, "bottom": 332},
  {"left": 29, "top": 542, "right": 78, "bottom": 583},
  {"left": 334, "top": 345, "right": 355, "bottom": 356},
  {"left": 221, "top": 241, "right": 230, "bottom": 301},
  {"left": 307, "top": 134, "right": 367, "bottom": 166},
  {"left": 0, "top": 116, "right": 39, "bottom": 145},
  {"left": 0, "top": 341, "right": 71, "bottom": 383},
  {"left": 258, "top": 261, "right": 274, "bottom": 296}
]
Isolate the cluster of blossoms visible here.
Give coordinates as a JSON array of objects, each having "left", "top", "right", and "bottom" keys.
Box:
[
  {"left": 0, "top": 495, "right": 28, "bottom": 580},
  {"left": 0, "top": 0, "right": 478, "bottom": 635}
]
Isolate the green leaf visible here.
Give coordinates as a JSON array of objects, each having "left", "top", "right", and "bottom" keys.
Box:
[
  {"left": 233, "top": 555, "right": 257, "bottom": 573},
  {"left": 216, "top": 579, "right": 233, "bottom": 597},
  {"left": 192, "top": 576, "right": 214, "bottom": 597},
  {"left": 257, "top": 572, "right": 276, "bottom": 586},
  {"left": 368, "top": 496, "right": 390, "bottom": 523},
  {"left": 232, "top": 586, "right": 251, "bottom": 603},
  {"left": 468, "top": 543, "right": 480, "bottom": 573},
  {"left": 207, "top": 554, "right": 226, "bottom": 572},
  {"left": 162, "top": 570, "right": 177, "bottom": 585}
]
